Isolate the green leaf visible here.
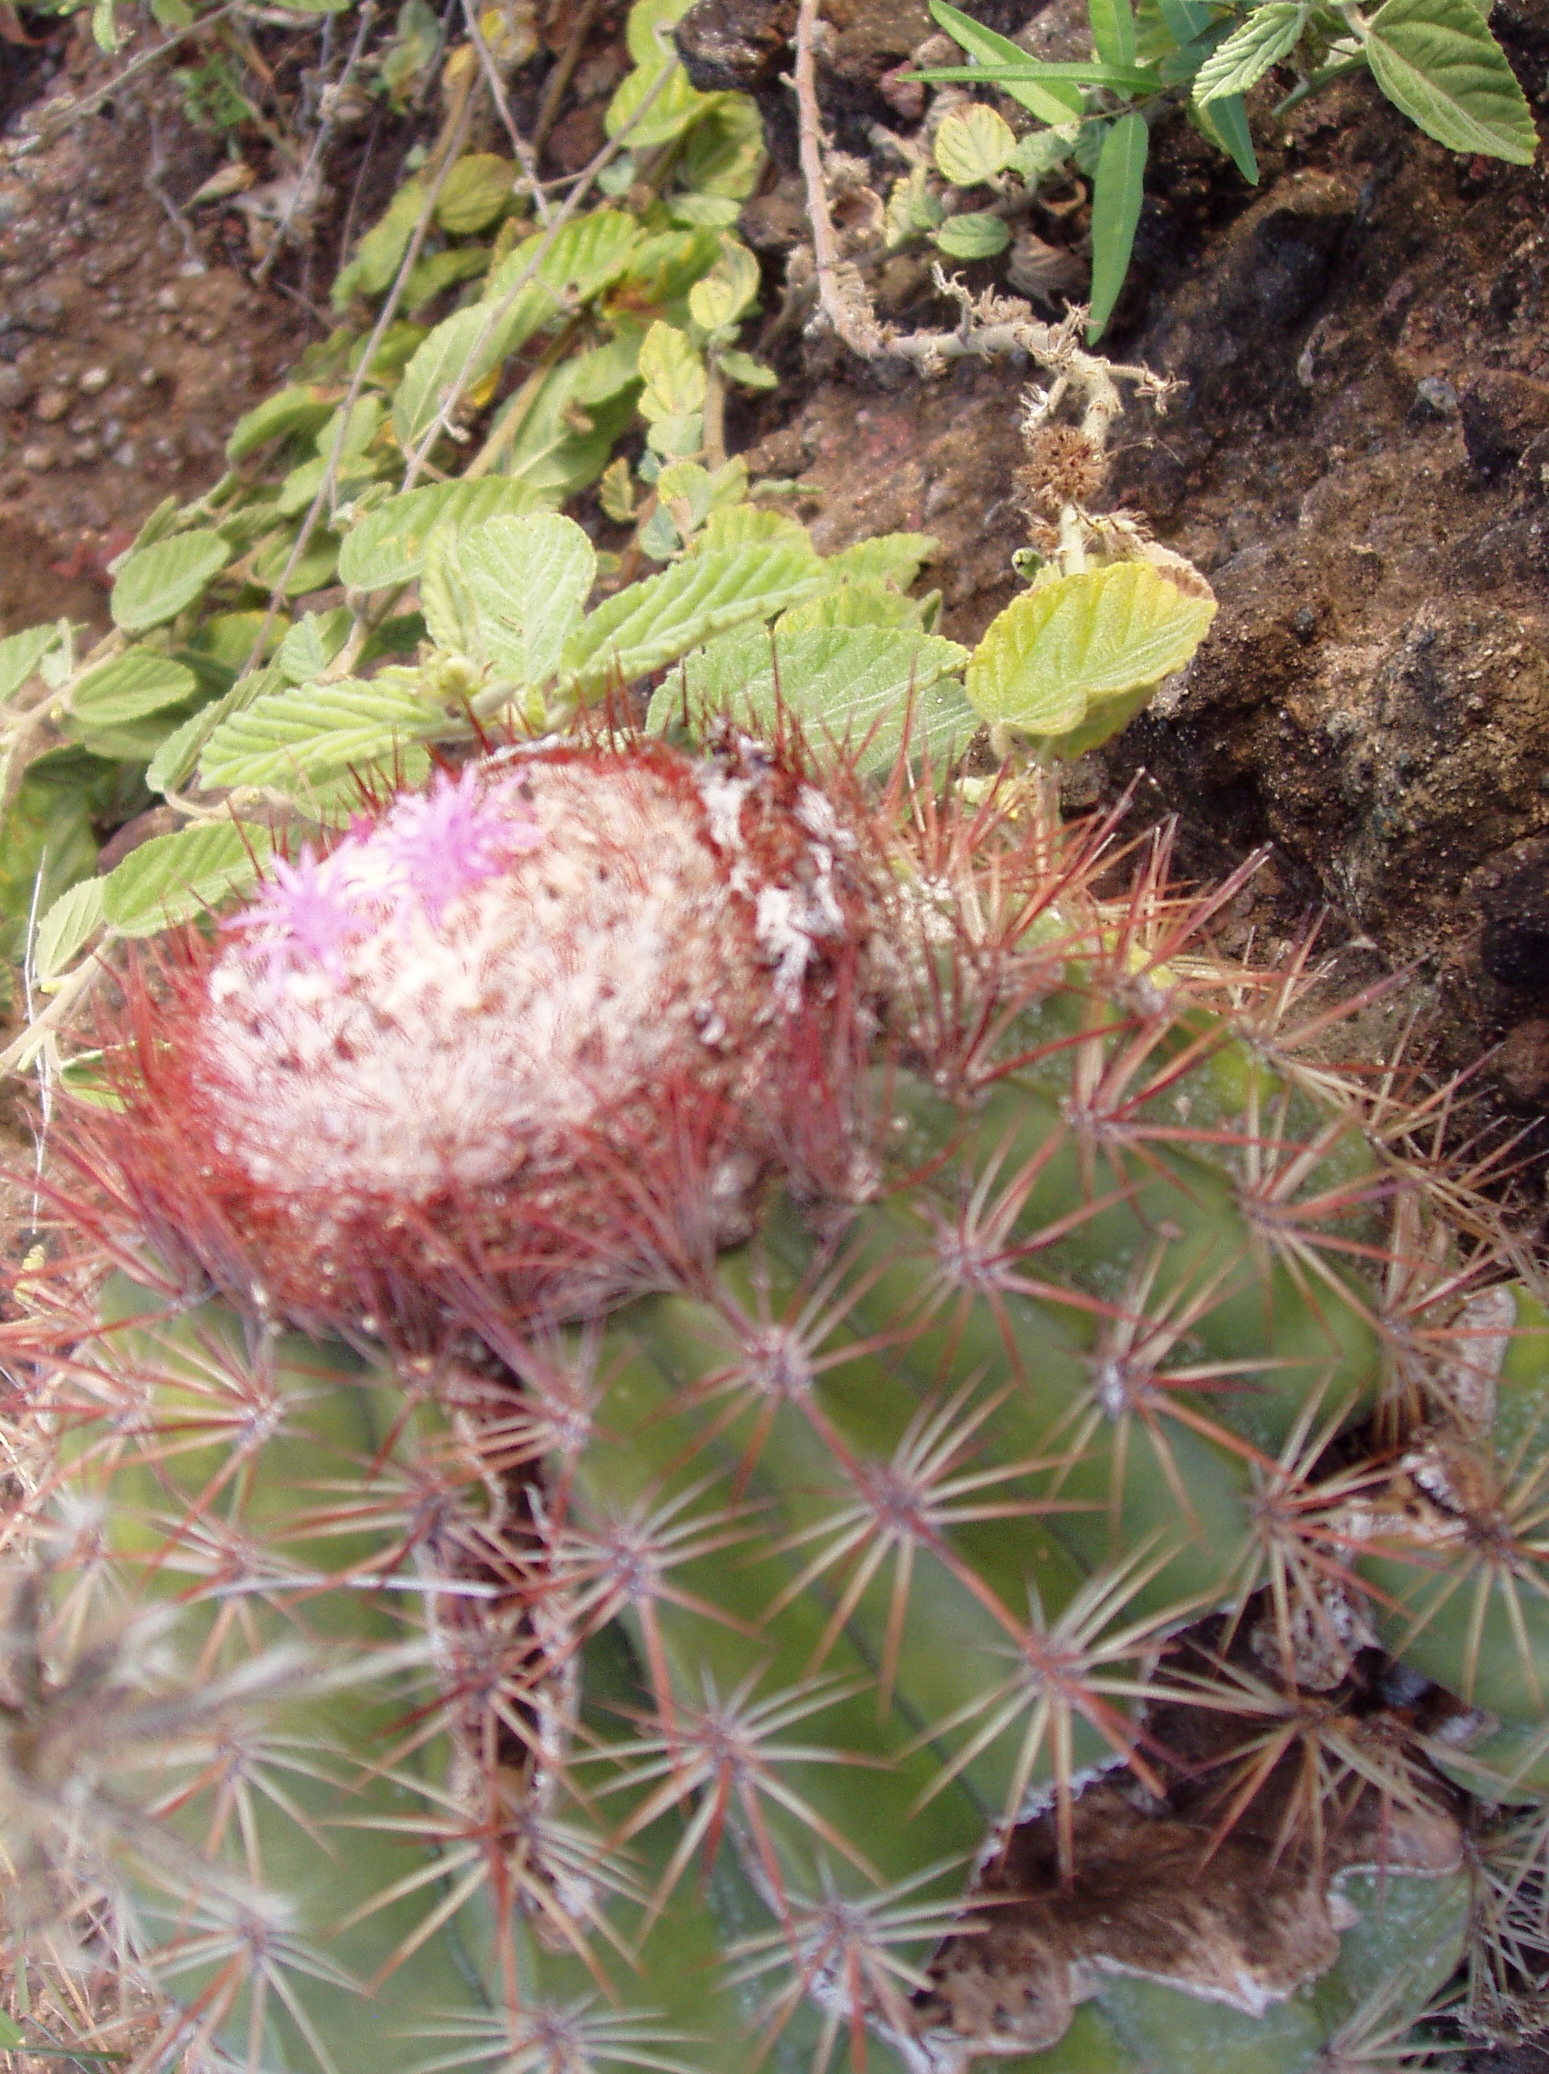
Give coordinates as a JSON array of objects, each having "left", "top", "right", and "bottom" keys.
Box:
[
  {"left": 102, "top": 821, "right": 274, "bottom": 937},
  {"left": 276, "top": 609, "right": 353, "bottom": 684},
  {"left": 1195, "top": 89, "right": 1260, "bottom": 180},
  {"left": 436, "top": 153, "right": 514, "bottom": 235},
  {"left": 693, "top": 506, "right": 811, "bottom": 554},
  {"left": 0, "top": 621, "right": 65, "bottom": 704},
  {"left": 562, "top": 539, "right": 825, "bottom": 697},
  {"left": 110, "top": 530, "right": 231, "bottom": 633},
  {"left": 483, "top": 209, "right": 642, "bottom": 309},
  {"left": 225, "top": 385, "right": 337, "bottom": 462},
  {"left": 638, "top": 321, "right": 709, "bottom": 420},
  {"left": 392, "top": 307, "right": 502, "bottom": 452},
  {"left": 199, "top": 676, "right": 449, "bottom": 792},
  {"left": 652, "top": 624, "right": 976, "bottom": 774},
  {"left": 338, "top": 478, "right": 548, "bottom": 591},
  {"left": 147, "top": 666, "right": 283, "bottom": 796},
  {"left": 71, "top": 651, "right": 198, "bottom": 728},
  {"left": 1364, "top": 0, "right": 1536, "bottom": 162},
  {"left": 716, "top": 347, "right": 779, "bottom": 388},
  {"left": 419, "top": 526, "right": 485, "bottom": 658},
  {"left": 502, "top": 357, "right": 639, "bottom": 498},
  {"left": 935, "top": 211, "right": 1012, "bottom": 259},
  {"left": 405, "top": 244, "right": 493, "bottom": 310},
  {"left": 966, "top": 560, "right": 1216, "bottom": 741},
  {"left": 0, "top": 2014, "right": 23, "bottom": 2049},
  {"left": 34, "top": 875, "right": 106, "bottom": 981},
  {"left": 459, "top": 513, "right": 597, "bottom": 684},
  {"left": 1157, "top": 0, "right": 1211, "bottom": 39},
  {"left": 914, "top": 57, "right": 1164, "bottom": 91},
  {"left": 606, "top": 54, "right": 716, "bottom": 148},
  {"left": 780, "top": 581, "right": 932, "bottom": 632},
  {"left": 934, "top": 103, "right": 1019, "bottom": 184},
  {"left": 1194, "top": 2, "right": 1305, "bottom": 99},
  {"left": 823, "top": 533, "right": 938, "bottom": 590},
  {"left": 331, "top": 178, "right": 428, "bottom": 308},
  {"left": 1087, "top": 112, "right": 1148, "bottom": 341},
  {"left": 676, "top": 91, "right": 766, "bottom": 197},
  {"left": 1090, "top": 0, "right": 1137, "bottom": 69},
  {"left": 927, "top": 0, "right": 1085, "bottom": 120}
]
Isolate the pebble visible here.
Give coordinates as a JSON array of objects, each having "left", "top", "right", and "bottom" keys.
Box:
[
  {"left": 20, "top": 442, "right": 54, "bottom": 471},
  {"left": 0, "top": 366, "right": 31, "bottom": 409},
  {"left": 1413, "top": 376, "right": 1459, "bottom": 419},
  {"left": 111, "top": 441, "right": 137, "bottom": 468},
  {"left": 78, "top": 364, "right": 111, "bottom": 394},
  {"left": 33, "top": 387, "right": 70, "bottom": 422}
]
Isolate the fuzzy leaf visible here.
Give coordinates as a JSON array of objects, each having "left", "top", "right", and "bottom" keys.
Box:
[
  {"left": 927, "top": 0, "right": 1085, "bottom": 120},
  {"left": 935, "top": 211, "right": 1012, "bottom": 258},
  {"left": 934, "top": 103, "right": 1018, "bottom": 185},
  {"left": 276, "top": 609, "right": 353, "bottom": 684},
  {"left": 435, "top": 153, "right": 514, "bottom": 235},
  {"left": 111, "top": 530, "right": 231, "bottom": 632},
  {"left": 393, "top": 298, "right": 541, "bottom": 452},
  {"left": 0, "top": 621, "right": 65, "bottom": 704},
  {"left": 71, "top": 651, "right": 198, "bottom": 728},
  {"left": 966, "top": 560, "right": 1216, "bottom": 739},
  {"left": 1087, "top": 113, "right": 1148, "bottom": 341},
  {"left": 34, "top": 874, "right": 106, "bottom": 980},
  {"left": 824, "top": 533, "right": 938, "bottom": 590},
  {"left": 653, "top": 623, "right": 975, "bottom": 773},
  {"left": 638, "top": 322, "right": 708, "bottom": 420},
  {"left": 459, "top": 513, "right": 597, "bottom": 684},
  {"left": 198, "top": 676, "right": 447, "bottom": 791},
  {"left": 1194, "top": 2, "right": 1306, "bottom": 100},
  {"left": 338, "top": 478, "right": 548, "bottom": 591},
  {"left": 562, "top": 539, "right": 825, "bottom": 696},
  {"left": 101, "top": 820, "right": 274, "bottom": 936},
  {"left": 1364, "top": 0, "right": 1536, "bottom": 161}
]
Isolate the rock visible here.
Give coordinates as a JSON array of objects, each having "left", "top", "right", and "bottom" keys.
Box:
[
  {"left": 1145, "top": 173, "right": 1357, "bottom": 415},
  {"left": 674, "top": 0, "right": 796, "bottom": 93},
  {"left": 77, "top": 365, "right": 111, "bottom": 395},
  {"left": 32, "top": 388, "right": 69, "bottom": 423},
  {"left": 1460, "top": 369, "right": 1549, "bottom": 480},
  {"left": 0, "top": 366, "right": 31, "bottom": 410},
  {"left": 1499, "top": 1019, "right": 1549, "bottom": 1110},
  {"left": 19, "top": 443, "right": 54, "bottom": 471}
]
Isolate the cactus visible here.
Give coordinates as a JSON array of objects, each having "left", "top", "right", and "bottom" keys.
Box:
[{"left": 4, "top": 726, "right": 1544, "bottom": 2073}]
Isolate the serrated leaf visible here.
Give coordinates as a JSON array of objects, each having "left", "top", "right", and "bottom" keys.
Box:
[
  {"left": 651, "top": 624, "right": 975, "bottom": 775},
  {"left": 1365, "top": 0, "right": 1536, "bottom": 162},
  {"left": 677, "top": 92, "right": 766, "bottom": 197},
  {"left": 338, "top": 478, "right": 548, "bottom": 591},
  {"left": 562, "top": 539, "right": 825, "bottom": 697},
  {"left": 419, "top": 526, "right": 485, "bottom": 658},
  {"left": 928, "top": 0, "right": 1085, "bottom": 120},
  {"left": 502, "top": 357, "right": 639, "bottom": 498},
  {"left": 199, "top": 675, "right": 449, "bottom": 791},
  {"left": 436, "top": 153, "right": 514, "bottom": 235},
  {"left": 392, "top": 297, "right": 542, "bottom": 452},
  {"left": 277, "top": 609, "right": 353, "bottom": 684},
  {"left": 111, "top": 530, "right": 230, "bottom": 633},
  {"left": 0, "top": 621, "right": 65, "bottom": 704},
  {"left": 1087, "top": 112, "right": 1148, "bottom": 342},
  {"left": 1090, "top": 0, "right": 1137, "bottom": 68},
  {"left": 781, "top": 581, "right": 930, "bottom": 632},
  {"left": 687, "top": 237, "right": 760, "bottom": 330},
  {"left": 824, "top": 533, "right": 938, "bottom": 590},
  {"left": 34, "top": 875, "right": 106, "bottom": 981},
  {"left": 102, "top": 820, "right": 274, "bottom": 937},
  {"left": 935, "top": 211, "right": 1013, "bottom": 259},
  {"left": 71, "top": 650, "right": 198, "bottom": 727},
  {"left": 934, "top": 104, "right": 1018, "bottom": 185},
  {"left": 483, "top": 208, "right": 642, "bottom": 310},
  {"left": 225, "top": 384, "right": 336, "bottom": 462},
  {"left": 694, "top": 507, "right": 810, "bottom": 554},
  {"left": 966, "top": 560, "right": 1216, "bottom": 740},
  {"left": 716, "top": 347, "right": 778, "bottom": 388},
  {"left": 459, "top": 513, "right": 597, "bottom": 684},
  {"left": 606, "top": 53, "right": 715, "bottom": 148},
  {"left": 1195, "top": 2, "right": 1306, "bottom": 99},
  {"left": 638, "top": 322, "right": 708, "bottom": 420},
  {"left": 147, "top": 667, "right": 282, "bottom": 796}
]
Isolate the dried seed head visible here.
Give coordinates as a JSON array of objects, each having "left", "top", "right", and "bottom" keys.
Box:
[
  {"left": 1016, "top": 424, "right": 1107, "bottom": 520},
  {"left": 80, "top": 738, "right": 886, "bottom": 1343}
]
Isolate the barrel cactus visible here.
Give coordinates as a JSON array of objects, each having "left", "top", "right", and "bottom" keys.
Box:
[{"left": 5, "top": 722, "right": 1548, "bottom": 2073}]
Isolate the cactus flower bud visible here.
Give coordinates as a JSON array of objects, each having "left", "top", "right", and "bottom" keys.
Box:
[{"left": 79, "top": 737, "right": 884, "bottom": 1343}]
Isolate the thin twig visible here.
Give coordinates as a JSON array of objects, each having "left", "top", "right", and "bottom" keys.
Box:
[
  {"left": 792, "top": 0, "right": 885, "bottom": 356},
  {"left": 254, "top": 0, "right": 379, "bottom": 283},
  {"left": 2, "top": 1, "right": 245, "bottom": 159},
  {"left": 459, "top": 0, "right": 552, "bottom": 226}
]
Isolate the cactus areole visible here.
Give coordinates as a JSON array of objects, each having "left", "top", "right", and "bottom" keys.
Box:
[{"left": 94, "top": 736, "right": 885, "bottom": 1339}]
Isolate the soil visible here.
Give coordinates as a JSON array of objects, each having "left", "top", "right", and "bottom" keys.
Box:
[{"left": 0, "top": 21, "right": 319, "bottom": 633}]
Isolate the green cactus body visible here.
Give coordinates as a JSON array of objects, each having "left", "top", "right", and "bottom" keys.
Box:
[{"left": 7, "top": 741, "right": 1520, "bottom": 2070}]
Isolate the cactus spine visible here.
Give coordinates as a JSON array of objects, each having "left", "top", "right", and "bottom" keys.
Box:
[{"left": 5, "top": 731, "right": 1546, "bottom": 2073}]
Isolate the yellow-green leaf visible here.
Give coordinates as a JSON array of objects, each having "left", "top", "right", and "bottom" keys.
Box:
[
  {"left": 101, "top": 821, "right": 274, "bottom": 937},
  {"left": 965, "top": 560, "right": 1216, "bottom": 742},
  {"left": 934, "top": 103, "right": 1018, "bottom": 185},
  {"left": 435, "top": 154, "right": 514, "bottom": 235}
]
